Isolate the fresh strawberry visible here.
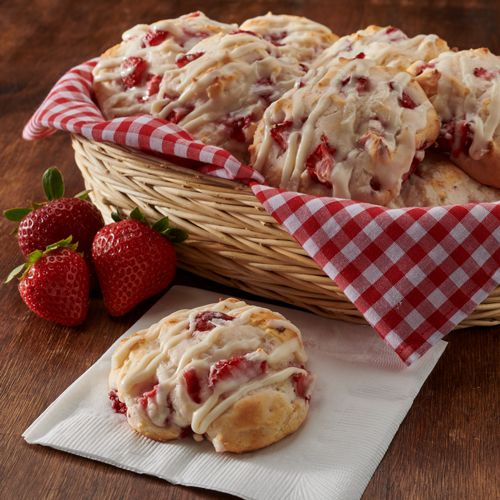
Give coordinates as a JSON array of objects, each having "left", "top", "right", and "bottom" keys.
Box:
[
  {"left": 270, "top": 120, "right": 293, "bottom": 151},
  {"left": 92, "top": 208, "right": 187, "bottom": 316},
  {"left": 141, "top": 74, "right": 162, "bottom": 102},
  {"left": 183, "top": 368, "right": 202, "bottom": 403},
  {"left": 398, "top": 91, "right": 417, "bottom": 109},
  {"left": 224, "top": 115, "right": 253, "bottom": 143},
  {"left": 292, "top": 371, "right": 314, "bottom": 401},
  {"left": 142, "top": 29, "right": 169, "bottom": 47},
  {"left": 109, "top": 390, "right": 127, "bottom": 414},
  {"left": 175, "top": 52, "right": 205, "bottom": 68},
  {"left": 306, "top": 135, "right": 335, "bottom": 186},
  {"left": 165, "top": 105, "right": 194, "bottom": 124},
  {"left": 7, "top": 237, "right": 90, "bottom": 326},
  {"left": 193, "top": 311, "right": 235, "bottom": 332},
  {"left": 139, "top": 384, "right": 159, "bottom": 408},
  {"left": 264, "top": 31, "right": 287, "bottom": 46},
  {"left": 4, "top": 167, "right": 104, "bottom": 261},
  {"left": 356, "top": 76, "right": 370, "bottom": 93},
  {"left": 208, "top": 356, "right": 267, "bottom": 388},
  {"left": 473, "top": 67, "right": 495, "bottom": 80},
  {"left": 121, "top": 56, "right": 147, "bottom": 89}
]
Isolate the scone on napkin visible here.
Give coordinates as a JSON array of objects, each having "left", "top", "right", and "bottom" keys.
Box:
[{"left": 24, "top": 286, "right": 447, "bottom": 500}]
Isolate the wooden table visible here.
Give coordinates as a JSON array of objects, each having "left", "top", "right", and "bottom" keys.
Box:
[{"left": 1, "top": 1, "right": 499, "bottom": 498}]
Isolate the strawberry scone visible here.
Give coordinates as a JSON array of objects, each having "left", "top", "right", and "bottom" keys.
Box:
[
  {"left": 250, "top": 58, "right": 440, "bottom": 205},
  {"left": 240, "top": 13, "right": 338, "bottom": 66},
  {"left": 310, "top": 25, "right": 448, "bottom": 77},
  {"left": 390, "top": 151, "right": 500, "bottom": 207},
  {"left": 410, "top": 48, "right": 500, "bottom": 188},
  {"left": 151, "top": 31, "right": 304, "bottom": 160},
  {"left": 92, "top": 12, "right": 237, "bottom": 119},
  {"left": 109, "top": 298, "right": 313, "bottom": 453}
]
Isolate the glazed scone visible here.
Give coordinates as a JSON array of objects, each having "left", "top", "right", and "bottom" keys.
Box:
[
  {"left": 240, "top": 13, "right": 338, "bottom": 66},
  {"left": 410, "top": 48, "right": 500, "bottom": 188},
  {"left": 109, "top": 298, "right": 314, "bottom": 453},
  {"left": 390, "top": 151, "right": 500, "bottom": 207},
  {"left": 92, "top": 12, "right": 237, "bottom": 118},
  {"left": 310, "top": 25, "right": 448, "bottom": 77},
  {"left": 151, "top": 31, "right": 304, "bottom": 161},
  {"left": 250, "top": 58, "right": 440, "bottom": 205}
]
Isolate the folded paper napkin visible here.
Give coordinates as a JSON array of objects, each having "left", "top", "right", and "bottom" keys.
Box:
[
  {"left": 23, "top": 60, "right": 500, "bottom": 365},
  {"left": 24, "top": 286, "right": 447, "bottom": 500}
]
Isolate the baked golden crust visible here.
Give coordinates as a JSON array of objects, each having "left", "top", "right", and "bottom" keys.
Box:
[
  {"left": 206, "top": 386, "right": 308, "bottom": 453},
  {"left": 452, "top": 145, "right": 500, "bottom": 189},
  {"left": 390, "top": 151, "right": 500, "bottom": 207},
  {"left": 109, "top": 298, "right": 313, "bottom": 453}
]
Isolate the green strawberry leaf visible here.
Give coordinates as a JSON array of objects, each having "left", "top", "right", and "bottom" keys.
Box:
[
  {"left": 129, "top": 207, "right": 147, "bottom": 223},
  {"left": 152, "top": 216, "right": 170, "bottom": 233},
  {"left": 75, "top": 189, "right": 91, "bottom": 201},
  {"left": 27, "top": 250, "right": 44, "bottom": 264},
  {"left": 3, "top": 207, "right": 31, "bottom": 221},
  {"left": 162, "top": 227, "right": 188, "bottom": 243},
  {"left": 111, "top": 210, "right": 123, "bottom": 222},
  {"left": 5, "top": 237, "right": 78, "bottom": 284},
  {"left": 45, "top": 236, "right": 76, "bottom": 253},
  {"left": 42, "top": 167, "right": 65, "bottom": 201},
  {"left": 5, "top": 263, "right": 27, "bottom": 283}
]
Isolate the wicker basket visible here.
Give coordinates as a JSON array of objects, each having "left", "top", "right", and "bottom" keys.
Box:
[{"left": 72, "top": 134, "right": 500, "bottom": 328}]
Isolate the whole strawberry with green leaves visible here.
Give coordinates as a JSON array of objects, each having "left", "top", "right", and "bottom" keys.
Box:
[
  {"left": 7, "top": 237, "right": 90, "bottom": 326},
  {"left": 92, "top": 208, "right": 187, "bottom": 316},
  {"left": 4, "top": 167, "right": 104, "bottom": 261}
]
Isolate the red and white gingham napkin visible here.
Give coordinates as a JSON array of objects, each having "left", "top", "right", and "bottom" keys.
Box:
[{"left": 23, "top": 59, "right": 500, "bottom": 365}]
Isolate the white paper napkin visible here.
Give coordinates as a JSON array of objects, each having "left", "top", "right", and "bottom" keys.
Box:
[{"left": 24, "top": 286, "right": 446, "bottom": 500}]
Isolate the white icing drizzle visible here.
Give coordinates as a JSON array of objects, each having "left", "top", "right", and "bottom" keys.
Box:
[
  {"left": 150, "top": 31, "right": 303, "bottom": 161},
  {"left": 311, "top": 25, "right": 448, "bottom": 78},
  {"left": 417, "top": 48, "right": 500, "bottom": 160},
  {"left": 240, "top": 13, "right": 338, "bottom": 64},
  {"left": 250, "top": 58, "right": 438, "bottom": 205},
  {"left": 92, "top": 12, "right": 237, "bottom": 118},
  {"left": 109, "top": 298, "right": 309, "bottom": 438},
  {"left": 191, "top": 366, "right": 307, "bottom": 434}
]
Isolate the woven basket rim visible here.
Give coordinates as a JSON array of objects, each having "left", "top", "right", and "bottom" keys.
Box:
[
  {"left": 71, "top": 134, "right": 500, "bottom": 329},
  {"left": 71, "top": 134, "right": 255, "bottom": 192}
]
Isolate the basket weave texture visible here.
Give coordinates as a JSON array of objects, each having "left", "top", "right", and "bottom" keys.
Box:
[{"left": 72, "top": 135, "right": 500, "bottom": 328}]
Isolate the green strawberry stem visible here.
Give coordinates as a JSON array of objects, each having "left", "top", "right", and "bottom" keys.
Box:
[
  {"left": 3, "top": 167, "right": 94, "bottom": 224},
  {"left": 112, "top": 207, "right": 188, "bottom": 243},
  {"left": 74, "top": 190, "right": 91, "bottom": 201},
  {"left": 3, "top": 207, "right": 32, "bottom": 221},
  {"left": 42, "top": 167, "right": 65, "bottom": 201},
  {"left": 5, "top": 236, "right": 78, "bottom": 283}
]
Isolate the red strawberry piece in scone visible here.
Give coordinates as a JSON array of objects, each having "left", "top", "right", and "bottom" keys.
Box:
[
  {"left": 151, "top": 31, "right": 303, "bottom": 162},
  {"left": 410, "top": 48, "right": 500, "bottom": 188},
  {"left": 92, "top": 12, "right": 237, "bottom": 118},
  {"left": 108, "top": 298, "right": 313, "bottom": 453},
  {"left": 251, "top": 58, "right": 440, "bottom": 205},
  {"left": 208, "top": 355, "right": 268, "bottom": 389},
  {"left": 192, "top": 311, "right": 235, "bottom": 332}
]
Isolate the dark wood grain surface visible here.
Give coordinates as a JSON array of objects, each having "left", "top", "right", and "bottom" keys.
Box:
[{"left": 1, "top": 1, "right": 499, "bottom": 499}]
